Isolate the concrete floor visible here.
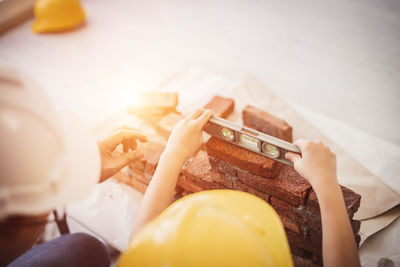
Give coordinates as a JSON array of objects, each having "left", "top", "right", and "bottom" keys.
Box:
[{"left": 0, "top": 0, "right": 399, "bottom": 145}]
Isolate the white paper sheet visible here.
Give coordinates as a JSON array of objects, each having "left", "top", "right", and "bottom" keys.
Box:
[{"left": 68, "top": 67, "right": 400, "bottom": 261}]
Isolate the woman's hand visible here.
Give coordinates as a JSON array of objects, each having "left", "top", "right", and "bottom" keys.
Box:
[
  {"left": 98, "top": 127, "right": 147, "bottom": 182},
  {"left": 164, "top": 108, "right": 213, "bottom": 164},
  {"left": 285, "top": 139, "right": 338, "bottom": 190},
  {"left": 286, "top": 139, "right": 361, "bottom": 267}
]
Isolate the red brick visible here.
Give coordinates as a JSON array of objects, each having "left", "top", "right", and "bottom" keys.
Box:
[
  {"left": 285, "top": 229, "right": 322, "bottom": 260},
  {"left": 156, "top": 112, "right": 184, "bottom": 138},
  {"left": 342, "top": 186, "right": 362, "bottom": 216},
  {"left": 130, "top": 160, "right": 145, "bottom": 173},
  {"left": 211, "top": 169, "right": 236, "bottom": 188},
  {"left": 203, "top": 95, "right": 234, "bottom": 118},
  {"left": 290, "top": 245, "right": 309, "bottom": 257},
  {"left": 175, "top": 186, "right": 184, "bottom": 194},
  {"left": 237, "top": 165, "right": 311, "bottom": 205},
  {"left": 130, "top": 141, "right": 165, "bottom": 176},
  {"left": 208, "top": 164, "right": 270, "bottom": 201},
  {"left": 208, "top": 156, "right": 237, "bottom": 177},
  {"left": 302, "top": 216, "right": 322, "bottom": 233},
  {"left": 233, "top": 179, "right": 270, "bottom": 202},
  {"left": 301, "top": 187, "right": 361, "bottom": 234},
  {"left": 271, "top": 197, "right": 304, "bottom": 224},
  {"left": 139, "top": 92, "right": 178, "bottom": 109},
  {"left": 173, "top": 190, "right": 194, "bottom": 200},
  {"left": 352, "top": 219, "right": 361, "bottom": 234},
  {"left": 206, "top": 137, "right": 282, "bottom": 178},
  {"left": 183, "top": 151, "right": 227, "bottom": 190},
  {"left": 292, "top": 254, "right": 319, "bottom": 267},
  {"left": 177, "top": 174, "right": 204, "bottom": 193},
  {"left": 185, "top": 171, "right": 225, "bottom": 191},
  {"left": 300, "top": 216, "right": 360, "bottom": 239},
  {"left": 127, "top": 93, "right": 178, "bottom": 122},
  {"left": 308, "top": 219, "right": 360, "bottom": 246},
  {"left": 181, "top": 191, "right": 192, "bottom": 197},
  {"left": 118, "top": 163, "right": 185, "bottom": 199},
  {"left": 355, "top": 234, "right": 361, "bottom": 247},
  {"left": 130, "top": 177, "right": 149, "bottom": 194},
  {"left": 130, "top": 169, "right": 150, "bottom": 185},
  {"left": 112, "top": 171, "right": 132, "bottom": 186},
  {"left": 242, "top": 105, "right": 293, "bottom": 142},
  {"left": 270, "top": 198, "right": 308, "bottom": 236},
  {"left": 184, "top": 151, "right": 270, "bottom": 201},
  {"left": 308, "top": 231, "right": 321, "bottom": 246},
  {"left": 291, "top": 245, "right": 322, "bottom": 267},
  {"left": 199, "top": 143, "right": 207, "bottom": 151},
  {"left": 278, "top": 214, "right": 305, "bottom": 235},
  {"left": 306, "top": 186, "right": 361, "bottom": 217}
]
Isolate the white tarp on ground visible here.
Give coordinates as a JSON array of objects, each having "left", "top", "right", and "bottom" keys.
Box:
[{"left": 68, "top": 67, "right": 400, "bottom": 266}]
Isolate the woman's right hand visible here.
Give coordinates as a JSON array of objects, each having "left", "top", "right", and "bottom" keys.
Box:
[
  {"left": 164, "top": 108, "right": 213, "bottom": 164},
  {"left": 285, "top": 139, "right": 338, "bottom": 190}
]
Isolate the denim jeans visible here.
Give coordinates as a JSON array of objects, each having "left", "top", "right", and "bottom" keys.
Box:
[{"left": 8, "top": 233, "right": 110, "bottom": 267}]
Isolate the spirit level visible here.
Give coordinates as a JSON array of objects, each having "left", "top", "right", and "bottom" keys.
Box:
[{"left": 204, "top": 116, "right": 301, "bottom": 165}]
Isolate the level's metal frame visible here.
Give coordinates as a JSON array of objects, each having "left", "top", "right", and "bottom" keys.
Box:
[{"left": 204, "top": 116, "right": 301, "bottom": 165}]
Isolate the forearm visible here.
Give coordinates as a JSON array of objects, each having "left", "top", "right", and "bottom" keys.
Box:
[
  {"left": 130, "top": 150, "right": 184, "bottom": 242},
  {"left": 316, "top": 179, "right": 360, "bottom": 267},
  {"left": 128, "top": 109, "right": 213, "bottom": 244}
]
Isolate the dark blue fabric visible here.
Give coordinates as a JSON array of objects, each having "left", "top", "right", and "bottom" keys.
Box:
[{"left": 8, "top": 233, "right": 110, "bottom": 267}]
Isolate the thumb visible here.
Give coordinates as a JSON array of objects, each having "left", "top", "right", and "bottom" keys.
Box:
[
  {"left": 285, "top": 152, "right": 301, "bottom": 164},
  {"left": 114, "top": 150, "right": 144, "bottom": 170}
]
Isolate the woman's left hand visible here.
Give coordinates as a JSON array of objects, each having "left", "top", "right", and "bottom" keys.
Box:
[{"left": 98, "top": 127, "right": 147, "bottom": 182}]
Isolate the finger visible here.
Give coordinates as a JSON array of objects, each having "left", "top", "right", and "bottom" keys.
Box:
[
  {"left": 119, "top": 125, "right": 140, "bottom": 131},
  {"left": 188, "top": 108, "right": 204, "bottom": 120},
  {"left": 122, "top": 140, "right": 129, "bottom": 153},
  {"left": 130, "top": 150, "right": 144, "bottom": 161},
  {"left": 122, "top": 139, "right": 137, "bottom": 153},
  {"left": 285, "top": 152, "right": 301, "bottom": 163},
  {"left": 103, "top": 129, "right": 147, "bottom": 150},
  {"left": 113, "top": 151, "right": 144, "bottom": 171},
  {"left": 195, "top": 109, "right": 214, "bottom": 127},
  {"left": 293, "top": 139, "right": 308, "bottom": 151},
  {"left": 112, "top": 127, "right": 147, "bottom": 142},
  {"left": 129, "top": 138, "right": 138, "bottom": 151}
]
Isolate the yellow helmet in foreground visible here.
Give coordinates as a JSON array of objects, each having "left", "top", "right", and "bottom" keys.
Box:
[
  {"left": 32, "top": 0, "right": 86, "bottom": 33},
  {"left": 119, "top": 190, "right": 293, "bottom": 267}
]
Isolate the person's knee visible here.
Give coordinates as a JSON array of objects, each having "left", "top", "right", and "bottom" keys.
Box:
[
  {"left": 65, "top": 233, "right": 110, "bottom": 266},
  {"left": 9, "top": 232, "right": 110, "bottom": 267}
]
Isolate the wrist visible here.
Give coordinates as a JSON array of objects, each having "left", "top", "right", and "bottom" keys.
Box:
[
  {"left": 160, "top": 148, "right": 186, "bottom": 167},
  {"left": 313, "top": 177, "right": 341, "bottom": 202},
  {"left": 309, "top": 174, "right": 338, "bottom": 191}
]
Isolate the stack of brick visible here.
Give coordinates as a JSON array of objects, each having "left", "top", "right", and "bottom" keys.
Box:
[
  {"left": 120, "top": 95, "right": 235, "bottom": 196},
  {"left": 177, "top": 105, "right": 361, "bottom": 266},
  {"left": 116, "top": 95, "right": 361, "bottom": 267},
  {"left": 128, "top": 141, "right": 166, "bottom": 193}
]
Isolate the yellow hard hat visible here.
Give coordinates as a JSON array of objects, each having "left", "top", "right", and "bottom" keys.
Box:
[
  {"left": 32, "top": 0, "right": 86, "bottom": 33},
  {"left": 119, "top": 190, "right": 293, "bottom": 267}
]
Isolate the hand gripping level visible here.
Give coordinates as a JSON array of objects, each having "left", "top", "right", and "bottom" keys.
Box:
[{"left": 204, "top": 116, "right": 301, "bottom": 165}]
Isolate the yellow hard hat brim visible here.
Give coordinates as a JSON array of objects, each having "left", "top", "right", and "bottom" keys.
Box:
[
  {"left": 119, "top": 190, "right": 293, "bottom": 267},
  {"left": 32, "top": 17, "right": 85, "bottom": 33}
]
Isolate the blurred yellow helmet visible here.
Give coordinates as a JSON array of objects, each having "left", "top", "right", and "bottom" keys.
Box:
[
  {"left": 119, "top": 190, "right": 293, "bottom": 267},
  {"left": 32, "top": 0, "right": 86, "bottom": 33}
]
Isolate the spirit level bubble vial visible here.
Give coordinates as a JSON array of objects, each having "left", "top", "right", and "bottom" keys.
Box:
[{"left": 204, "top": 116, "right": 301, "bottom": 165}]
